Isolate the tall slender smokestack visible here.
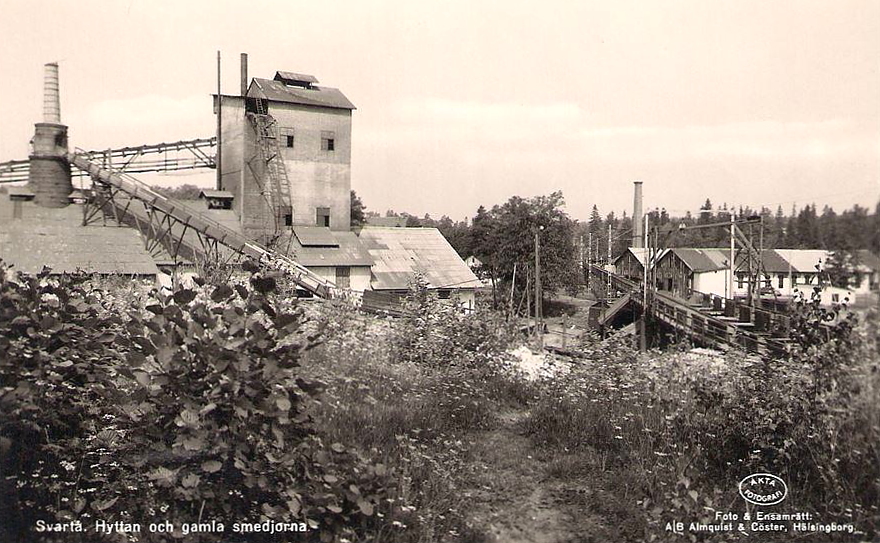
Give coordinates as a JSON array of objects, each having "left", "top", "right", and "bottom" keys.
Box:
[
  {"left": 240, "top": 53, "right": 248, "bottom": 96},
  {"left": 29, "top": 62, "right": 71, "bottom": 207},
  {"left": 43, "top": 63, "right": 61, "bottom": 123},
  {"left": 632, "top": 181, "right": 644, "bottom": 248}
]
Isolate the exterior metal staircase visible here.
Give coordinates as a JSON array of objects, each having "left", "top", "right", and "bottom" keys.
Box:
[{"left": 249, "top": 100, "right": 292, "bottom": 232}]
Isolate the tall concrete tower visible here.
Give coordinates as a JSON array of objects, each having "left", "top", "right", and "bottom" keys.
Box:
[
  {"left": 632, "top": 180, "right": 644, "bottom": 248},
  {"left": 28, "top": 62, "right": 72, "bottom": 208}
]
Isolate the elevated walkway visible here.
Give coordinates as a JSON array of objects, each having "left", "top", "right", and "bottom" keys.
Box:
[
  {"left": 590, "top": 265, "right": 792, "bottom": 357},
  {"left": 596, "top": 292, "right": 632, "bottom": 326}
]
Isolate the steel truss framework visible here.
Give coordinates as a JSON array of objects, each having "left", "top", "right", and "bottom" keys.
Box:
[
  {"left": 71, "top": 151, "right": 339, "bottom": 299},
  {"left": 0, "top": 137, "right": 216, "bottom": 183}
]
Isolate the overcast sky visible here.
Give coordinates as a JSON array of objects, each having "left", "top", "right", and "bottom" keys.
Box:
[{"left": 1, "top": 0, "right": 878, "bottom": 222}]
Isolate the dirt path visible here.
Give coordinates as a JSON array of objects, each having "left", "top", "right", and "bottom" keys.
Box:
[{"left": 463, "top": 412, "right": 605, "bottom": 543}]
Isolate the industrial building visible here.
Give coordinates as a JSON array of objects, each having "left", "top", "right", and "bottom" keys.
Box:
[{"left": 0, "top": 58, "right": 479, "bottom": 304}]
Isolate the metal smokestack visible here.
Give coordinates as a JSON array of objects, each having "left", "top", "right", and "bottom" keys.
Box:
[
  {"left": 632, "top": 181, "right": 644, "bottom": 248},
  {"left": 240, "top": 53, "right": 248, "bottom": 96},
  {"left": 43, "top": 62, "right": 61, "bottom": 123}
]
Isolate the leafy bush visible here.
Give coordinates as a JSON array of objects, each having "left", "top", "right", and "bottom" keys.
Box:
[
  {"left": 525, "top": 305, "right": 880, "bottom": 541},
  {"left": 0, "top": 264, "right": 398, "bottom": 543},
  {"left": 391, "top": 276, "right": 516, "bottom": 371}
]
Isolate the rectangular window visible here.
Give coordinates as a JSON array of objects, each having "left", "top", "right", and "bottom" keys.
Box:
[
  {"left": 438, "top": 289, "right": 451, "bottom": 300},
  {"left": 778, "top": 274, "right": 784, "bottom": 288},
  {"left": 321, "top": 131, "right": 336, "bottom": 152},
  {"left": 736, "top": 274, "right": 744, "bottom": 289},
  {"left": 316, "top": 207, "right": 330, "bottom": 227},
  {"left": 286, "top": 135, "right": 294, "bottom": 148},
  {"left": 832, "top": 293, "right": 840, "bottom": 303},
  {"left": 335, "top": 267, "right": 350, "bottom": 289}
]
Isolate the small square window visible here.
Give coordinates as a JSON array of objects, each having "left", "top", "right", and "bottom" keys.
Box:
[
  {"left": 286, "top": 135, "right": 294, "bottom": 148},
  {"left": 321, "top": 131, "right": 336, "bottom": 152}
]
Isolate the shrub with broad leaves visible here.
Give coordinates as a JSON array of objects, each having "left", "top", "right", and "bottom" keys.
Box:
[{"left": 0, "top": 263, "right": 396, "bottom": 543}]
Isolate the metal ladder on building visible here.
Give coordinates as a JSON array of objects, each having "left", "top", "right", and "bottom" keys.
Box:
[{"left": 249, "top": 100, "right": 293, "bottom": 233}]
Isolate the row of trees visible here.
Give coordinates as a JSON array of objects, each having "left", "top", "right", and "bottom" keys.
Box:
[
  {"left": 585, "top": 199, "right": 880, "bottom": 260},
  {"left": 354, "top": 192, "right": 880, "bottom": 303}
]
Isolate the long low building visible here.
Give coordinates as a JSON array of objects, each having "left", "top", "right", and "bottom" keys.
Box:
[
  {"left": 0, "top": 187, "right": 159, "bottom": 279},
  {"left": 619, "top": 246, "right": 880, "bottom": 306}
]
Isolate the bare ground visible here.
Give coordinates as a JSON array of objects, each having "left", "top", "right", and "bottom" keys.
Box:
[{"left": 462, "top": 411, "right": 610, "bottom": 543}]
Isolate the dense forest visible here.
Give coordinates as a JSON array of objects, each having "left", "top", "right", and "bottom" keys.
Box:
[{"left": 375, "top": 196, "right": 880, "bottom": 262}]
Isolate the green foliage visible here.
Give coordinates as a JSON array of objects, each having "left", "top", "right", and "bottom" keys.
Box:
[
  {"left": 525, "top": 309, "right": 879, "bottom": 541},
  {"left": 350, "top": 190, "right": 366, "bottom": 227},
  {"left": 824, "top": 248, "right": 861, "bottom": 290},
  {"left": 0, "top": 264, "right": 397, "bottom": 543},
  {"left": 469, "top": 191, "right": 580, "bottom": 304},
  {"left": 392, "top": 276, "right": 516, "bottom": 369},
  {"left": 302, "top": 294, "right": 515, "bottom": 543}
]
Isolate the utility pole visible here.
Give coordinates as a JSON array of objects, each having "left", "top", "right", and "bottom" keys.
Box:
[
  {"left": 525, "top": 266, "right": 531, "bottom": 340},
  {"left": 587, "top": 232, "right": 592, "bottom": 294},
  {"left": 640, "top": 213, "right": 648, "bottom": 352},
  {"left": 535, "top": 229, "right": 543, "bottom": 348},
  {"left": 729, "top": 213, "right": 735, "bottom": 301},
  {"left": 509, "top": 262, "right": 517, "bottom": 316},
  {"left": 607, "top": 224, "right": 612, "bottom": 294},
  {"left": 216, "top": 51, "right": 222, "bottom": 191}
]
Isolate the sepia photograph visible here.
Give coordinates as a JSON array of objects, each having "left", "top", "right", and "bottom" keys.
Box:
[{"left": 0, "top": 1, "right": 878, "bottom": 541}]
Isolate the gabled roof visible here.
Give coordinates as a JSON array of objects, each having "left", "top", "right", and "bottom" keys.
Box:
[
  {"left": 667, "top": 248, "right": 731, "bottom": 272},
  {"left": 773, "top": 249, "right": 828, "bottom": 273},
  {"left": 249, "top": 78, "right": 355, "bottom": 110},
  {"left": 357, "top": 227, "right": 481, "bottom": 290},
  {"left": 614, "top": 247, "right": 670, "bottom": 268},
  {"left": 614, "top": 247, "right": 648, "bottom": 266},
  {"left": 736, "top": 249, "right": 792, "bottom": 274}
]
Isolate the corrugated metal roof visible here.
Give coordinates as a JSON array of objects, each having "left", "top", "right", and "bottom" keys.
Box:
[
  {"left": 250, "top": 78, "right": 355, "bottom": 110},
  {"left": 277, "top": 229, "right": 373, "bottom": 267},
  {"left": 357, "top": 227, "right": 481, "bottom": 290},
  {"left": 292, "top": 226, "right": 339, "bottom": 247},
  {"left": 274, "top": 71, "right": 319, "bottom": 85}
]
